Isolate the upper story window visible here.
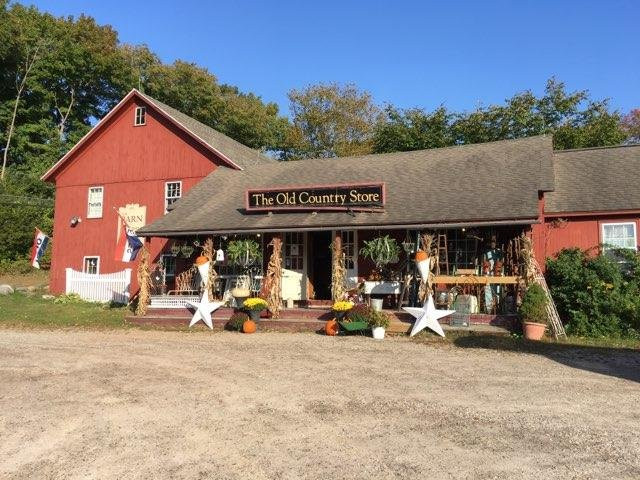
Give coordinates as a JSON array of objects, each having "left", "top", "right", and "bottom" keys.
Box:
[
  {"left": 602, "top": 222, "right": 637, "bottom": 252},
  {"left": 134, "top": 106, "right": 146, "bottom": 126},
  {"left": 83, "top": 256, "right": 100, "bottom": 275},
  {"left": 165, "top": 181, "right": 182, "bottom": 213},
  {"left": 87, "top": 186, "right": 104, "bottom": 219}
]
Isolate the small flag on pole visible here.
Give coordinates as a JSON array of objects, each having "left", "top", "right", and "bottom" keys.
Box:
[
  {"left": 31, "top": 228, "right": 49, "bottom": 269},
  {"left": 115, "top": 210, "right": 143, "bottom": 262}
]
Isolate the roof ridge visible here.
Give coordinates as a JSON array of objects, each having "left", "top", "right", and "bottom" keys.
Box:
[
  {"left": 298, "top": 134, "right": 550, "bottom": 162},
  {"left": 554, "top": 143, "right": 640, "bottom": 154},
  {"left": 240, "top": 134, "right": 552, "bottom": 171},
  {"left": 134, "top": 89, "right": 273, "bottom": 167}
]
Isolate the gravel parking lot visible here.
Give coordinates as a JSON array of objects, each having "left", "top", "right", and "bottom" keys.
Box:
[{"left": 1, "top": 329, "right": 639, "bottom": 479}]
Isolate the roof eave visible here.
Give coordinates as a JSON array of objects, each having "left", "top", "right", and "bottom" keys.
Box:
[{"left": 138, "top": 217, "right": 539, "bottom": 238}]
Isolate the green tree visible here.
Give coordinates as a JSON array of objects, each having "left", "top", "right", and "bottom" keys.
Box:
[
  {"left": 373, "top": 106, "right": 454, "bottom": 153},
  {"left": 286, "top": 83, "right": 381, "bottom": 159},
  {"left": 141, "top": 60, "right": 288, "bottom": 151},
  {"left": 373, "top": 78, "right": 628, "bottom": 153}
]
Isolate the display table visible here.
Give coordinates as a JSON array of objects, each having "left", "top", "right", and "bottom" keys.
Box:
[
  {"left": 363, "top": 281, "right": 402, "bottom": 295},
  {"left": 363, "top": 280, "right": 402, "bottom": 308}
]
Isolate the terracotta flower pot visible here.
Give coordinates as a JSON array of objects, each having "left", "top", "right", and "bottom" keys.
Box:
[{"left": 523, "top": 321, "right": 546, "bottom": 340}]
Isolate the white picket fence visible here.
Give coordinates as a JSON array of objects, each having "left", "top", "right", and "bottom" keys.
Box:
[{"left": 65, "top": 268, "right": 132, "bottom": 304}]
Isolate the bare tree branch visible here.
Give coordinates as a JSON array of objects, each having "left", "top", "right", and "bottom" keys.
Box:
[{"left": 2, "top": 42, "right": 43, "bottom": 181}]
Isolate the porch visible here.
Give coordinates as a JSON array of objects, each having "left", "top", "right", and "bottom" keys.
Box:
[
  {"left": 128, "top": 304, "right": 517, "bottom": 334},
  {"left": 146, "top": 224, "right": 528, "bottom": 319}
]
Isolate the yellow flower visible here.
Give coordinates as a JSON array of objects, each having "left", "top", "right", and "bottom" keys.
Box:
[
  {"left": 243, "top": 297, "right": 268, "bottom": 311},
  {"left": 332, "top": 301, "right": 354, "bottom": 312}
]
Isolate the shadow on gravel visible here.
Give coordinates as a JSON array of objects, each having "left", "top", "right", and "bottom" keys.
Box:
[{"left": 453, "top": 335, "right": 640, "bottom": 383}]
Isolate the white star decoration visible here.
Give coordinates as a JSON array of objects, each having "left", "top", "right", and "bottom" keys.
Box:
[
  {"left": 403, "top": 295, "right": 455, "bottom": 337},
  {"left": 186, "top": 293, "right": 222, "bottom": 329}
]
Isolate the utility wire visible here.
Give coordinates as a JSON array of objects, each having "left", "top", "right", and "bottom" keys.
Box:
[{"left": 0, "top": 194, "right": 54, "bottom": 206}]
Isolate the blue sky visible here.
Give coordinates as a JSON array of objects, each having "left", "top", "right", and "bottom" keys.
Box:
[{"left": 25, "top": 0, "right": 639, "bottom": 117}]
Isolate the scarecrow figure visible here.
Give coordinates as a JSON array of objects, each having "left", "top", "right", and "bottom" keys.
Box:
[{"left": 482, "top": 236, "right": 503, "bottom": 313}]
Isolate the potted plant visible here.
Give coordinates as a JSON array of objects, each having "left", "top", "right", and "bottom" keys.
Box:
[
  {"left": 519, "top": 283, "right": 548, "bottom": 340},
  {"left": 368, "top": 309, "right": 391, "bottom": 340},
  {"left": 243, "top": 297, "right": 268, "bottom": 321},
  {"left": 332, "top": 300, "right": 354, "bottom": 320},
  {"left": 226, "top": 312, "right": 249, "bottom": 331},
  {"left": 227, "top": 239, "right": 262, "bottom": 267},
  {"left": 360, "top": 235, "right": 401, "bottom": 279}
]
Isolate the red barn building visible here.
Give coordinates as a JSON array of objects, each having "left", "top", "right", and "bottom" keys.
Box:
[
  {"left": 533, "top": 144, "right": 640, "bottom": 261},
  {"left": 44, "top": 88, "right": 640, "bottom": 316},
  {"left": 42, "top": 89, "right": 274, "bottom": 294}
]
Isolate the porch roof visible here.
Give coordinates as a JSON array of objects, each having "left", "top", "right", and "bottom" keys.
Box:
[{"left": 138, "top": 136, "right": 554, "bottom": 236}]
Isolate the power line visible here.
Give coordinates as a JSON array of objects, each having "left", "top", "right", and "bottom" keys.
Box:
[{"left": 0, "top": 194, "right": 54, "bottom": 206}]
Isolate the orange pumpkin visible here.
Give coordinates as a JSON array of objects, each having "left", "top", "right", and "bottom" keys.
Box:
[
  {"left": 325, "top": 319, "right": 339, "bottom": 336},
  {"left": 415, "top": 250, "right": 428, "bottom": 262},
  {"left": 195, "top": 255, "right": 209, "bottom": 265},
  {"left": 243, "top": 319, "right": 257, "bottom": 334}
]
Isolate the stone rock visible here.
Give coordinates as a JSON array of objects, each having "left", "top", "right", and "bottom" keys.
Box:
[
  {"left": 14, "top": 286, "right": 29, "bottom": 293},
  {"left": 0, "top": 284, "right": 14, "bottom": 295},
  {"left": 27, "top": 285, "right": 37, "bottom": 292},
  {"left": 41, "top": 294, "right": 55, "bottom": 300}
]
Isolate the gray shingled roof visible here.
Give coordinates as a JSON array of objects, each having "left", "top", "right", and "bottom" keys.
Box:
[
  {"left": 546, "top": 144, "right": 640, "bottom": 214},
  {"left": 139, "top": 135, "right": 554, "bottom": 236},
  {"left": 137, "top": 90, "right": 273, "bottom": 169}
]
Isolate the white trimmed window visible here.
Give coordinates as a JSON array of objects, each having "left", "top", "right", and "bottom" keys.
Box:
[
  {"left": 134, "top": 106, "right": 146, "bottom": 126},
  {"left": 160, "top": 254, "right": 176, "bottom": 279},
  {"left": 87, "top": 186, "right": 103, "bottom": 219},
  {"left": 601, "top": 222, "right": 637, "bottom": 251},
  {"left": 83, "top": 256, "right": 100, "bottom": 275},
  {"left": 165, "top": 181, "right": 182, "bottom": 213},
  {"left": 340, "top": 230, "right": 356, "bottom": 270}
]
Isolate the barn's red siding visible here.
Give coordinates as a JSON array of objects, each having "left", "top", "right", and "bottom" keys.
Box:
[
  {"left": 49, "top": 97, "right": 223, "bottom": 294},
  {"left": 536, "top": 214, "right": 640, "bottom": 262}
]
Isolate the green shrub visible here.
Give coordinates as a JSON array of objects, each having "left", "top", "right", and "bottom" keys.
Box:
[
  {"left": 519, "top": 284, "right": 548, "bottom": 323},
  {"left": 367, "top": 310, "right": 390, "bottom": 329},
  {"left": 0, "top": 258, "right": 34, "bottom": 275},
  {"left": 546, "top": 248, "right": 640, "bottom": 338},
  {"left": 226, "top": 312, "right": 249, "bottom": 331},
  {"left": 53, "top": 293, "right": 87, "bottom": 305}
]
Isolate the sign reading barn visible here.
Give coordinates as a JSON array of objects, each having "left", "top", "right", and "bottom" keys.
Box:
[{"left": 246, "top": 183, "right": 385, "bottom": 212}]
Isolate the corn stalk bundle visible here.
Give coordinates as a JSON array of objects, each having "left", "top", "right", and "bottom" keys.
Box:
[
  {"left": 201, "top": 237, "right": 218, "bottom": 301},
  {"left": 175, "top": 266, "right": 197, "bottom": 292},
  {"left": 260, "top": 237, "right": 283, "bottom": 318},
  {"left": 331, "top": 236, "right": 347, "bottom": 302},
  {"left": 519, "top": 234, "right": 535, "bottom": 286},
  {"left": 136, "top": 245, "right": 151, "bottom": 316}
]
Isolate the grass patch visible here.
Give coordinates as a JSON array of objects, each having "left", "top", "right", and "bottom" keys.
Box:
[
  {"left": 0, "top": 270, "right": 50, "bottom": 288},
  {"left": 411, "top": 329, "right": 640, "bottom": 351},
  {"left": 0, "top": 292, "right": 129, "bottom": 329}
]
